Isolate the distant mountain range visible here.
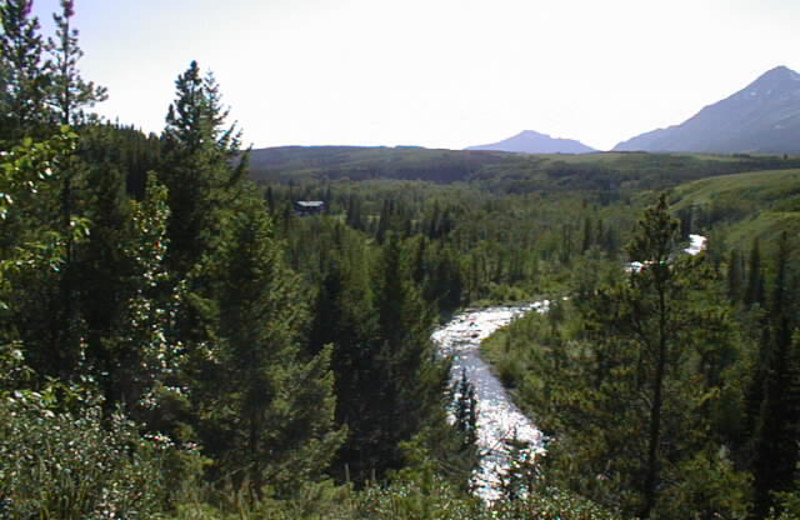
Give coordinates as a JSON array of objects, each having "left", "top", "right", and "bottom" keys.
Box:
[
  {"left": 614, "top": 66, "right": 800, "bottom": 154},
  {"left": 466, "top": 130, "right": 596, "bottom": 154}
]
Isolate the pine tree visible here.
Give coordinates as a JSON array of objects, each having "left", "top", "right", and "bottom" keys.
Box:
[
  {"left": 563, "top": 194, "right": 750, "bottom": 518},
  {"left": 207, "top": 198, "right": 344, "bottom": 499},
  {"left": 44, "top": 0, "right": 107, "bottom": 126},
  {"left": 744, "top": 237, "right": 765, "bottom": 308},
  {"left": 453, "top": 369, "right": 478, "bottom": 451},
  {"left": 20, "top": 0, "right": 110, "bottom": 380},
  {"left": 0, "top": 0, "right": 49, "bottom": 139},
  {"left": 626, "top": 194, "right": 679, "bottom": 518},
  {"left": 751, "top": 232, "right": 800, "bottom": 518},
  {"left": 370, "top": 234, "right": 449, "bottom": 476},
  {"left": 727, "top": 248, "right": 744, "bottom": 302},
  {"left": 305, "top": 224, "right": 386, "bottom": 482},
  {"left": 159, "top": 60, "right": 244, "bottom": 277}
]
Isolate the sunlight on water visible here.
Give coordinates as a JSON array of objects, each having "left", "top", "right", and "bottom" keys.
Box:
[{"left": 432, "top": 302, "right": 548, "bottom": 501}]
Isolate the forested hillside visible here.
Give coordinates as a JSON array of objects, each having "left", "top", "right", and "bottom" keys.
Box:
[
  {"left": 1, "top": 2, "right": 798, "bottom": 519},
  {"left": 251, "top": 145, "right": 800, "bottom": 193}
]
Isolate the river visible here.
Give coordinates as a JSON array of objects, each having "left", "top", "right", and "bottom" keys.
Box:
[
  {"left": 432, "top": 235, "right": 708, "bottom": 501},
  {"left": 432, "top": 302, "right": 548, "bottom": 501}
]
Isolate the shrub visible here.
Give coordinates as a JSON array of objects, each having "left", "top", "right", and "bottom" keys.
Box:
[{"left": 0, "top": 380, "right": 181, "bottom": 519}]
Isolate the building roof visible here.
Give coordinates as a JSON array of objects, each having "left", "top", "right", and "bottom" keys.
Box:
[{"left": 294, "top": 200, "right": 325, "bottom": 208}]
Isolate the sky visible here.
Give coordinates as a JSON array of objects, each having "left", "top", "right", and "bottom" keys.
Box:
[{"left": 30, "top": 0, "right": 800, "bottom": 151}]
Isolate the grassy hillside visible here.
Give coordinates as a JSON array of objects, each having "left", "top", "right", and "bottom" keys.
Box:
[
  {"left": 671, "top": 168, "right": 800, "bottom": 248},
  {"left": 672, "top": 169, "right": 800, "bottom": 206}
]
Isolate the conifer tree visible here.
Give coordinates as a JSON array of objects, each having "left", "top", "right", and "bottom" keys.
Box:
[
  {"left": 0, "top": 0, "right": 49, "bottom": 139},
  {"left": 205, "top": 198, "right": 344, "bottom": 499},
  {"left": 626, "top": 194, "right": 679, "bottom": 517},
  {"left": 751, "top": 232, "right": 800, "bottom": 518},
  {"left": 727, "top": 248, "right": 744, "bottom": 302},
  {"left": 560, "top": 194, "right": 750, "bottom": 518},
  {"left": 45, "top": 0, "right": 107, "bottom": 126},
  {"left": 15, "top": 0, "right": 110, "bottom": 379},
  {"left": 306, "top": 224, "right": 386, "bottom": 481},
  {"left": 745, "top": 238, "right": 765, "bottom": 308},
  {"left": 453, "top": 369, "right": 478, "bottom": 451},
  {"left": 160, "top": 60, "right": 244, "bottom": 277},
  {"left": 370, "top": 234, "right": 449, "bottom": 475}
]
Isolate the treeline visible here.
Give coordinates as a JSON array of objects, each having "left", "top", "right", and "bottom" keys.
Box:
[
  {"left": 483, "top": 195, "right": 800, "bottom": 519},
  {"left": 248, "top": 146, "right": 500, "bottom": 185},
  {"left": 250, "top": 146, "right": 800, "bottom": 196}
]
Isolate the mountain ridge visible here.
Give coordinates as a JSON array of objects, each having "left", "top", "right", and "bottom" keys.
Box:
[
  {"left": 614, "top": 66, "right": 800, "bottom": 154},
  {"left": 466, "top": 130, "right": 596, "bottom": 154}
]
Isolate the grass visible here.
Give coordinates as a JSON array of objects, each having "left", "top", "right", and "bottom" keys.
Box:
[
  {"left": 716, "top": 211, "right": 800, "bottom": 251},
  {"left": 672, "top": 169, "right": 800, "bottom": 206},
  {"left": 671, "top": 168, "right": 800, "bottom": 249}
]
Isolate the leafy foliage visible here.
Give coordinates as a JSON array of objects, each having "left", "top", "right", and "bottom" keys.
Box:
[{"left": 0, "top": 381, "right": 177, "bottom": 520}]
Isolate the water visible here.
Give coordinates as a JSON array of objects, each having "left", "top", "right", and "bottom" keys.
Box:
[
  {"left": 685, "top": 234, "right": 707, "bottom": 256},
  {"left": 432, "top": 302, "right": 548, "bottom": 501}
]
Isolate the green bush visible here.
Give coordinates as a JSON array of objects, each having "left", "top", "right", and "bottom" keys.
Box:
[
  {"left": 493, "top": 486, "right": 620, "bottom": 520},
  {"left": 0, "top": 383, "right": 183, "bottom": 519}
]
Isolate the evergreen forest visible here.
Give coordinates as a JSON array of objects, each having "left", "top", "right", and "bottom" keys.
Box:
[{"left": 1, "top": 2, "right": 799, "bottom": 518}]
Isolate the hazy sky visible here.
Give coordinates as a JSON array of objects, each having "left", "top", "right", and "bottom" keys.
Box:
[{"left": 31, "top": 0, "right": 800, "bottom": 150}]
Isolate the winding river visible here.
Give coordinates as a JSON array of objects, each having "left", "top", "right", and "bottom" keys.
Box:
[
  {"left": 433, "top": 235, "right": 708, "bottom": 501},
  {"left": 432, "top": 302, "right": 549, "bottom": 501}
]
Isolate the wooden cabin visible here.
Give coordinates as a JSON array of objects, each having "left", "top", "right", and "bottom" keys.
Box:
[{"left": 293, "top": 200, "right": 325, "bottom": 217}]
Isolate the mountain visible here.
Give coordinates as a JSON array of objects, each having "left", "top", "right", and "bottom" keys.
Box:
[
  {"left": 614, "top": 66, "right": 800, "bottom": 154},
  {"left": 466, "top": 130, "right": 596, "bottom": 154}
]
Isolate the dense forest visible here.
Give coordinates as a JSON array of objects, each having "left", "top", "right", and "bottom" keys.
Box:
[{"left": 1, "top": 1, "right": 799, "bottom": 519}]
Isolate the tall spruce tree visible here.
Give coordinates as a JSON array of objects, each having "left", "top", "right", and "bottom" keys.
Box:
[
  {"left": 156, "top": 60, "right": 250, "bottom": 364},
  {"left": 201, "top": 197, "right": 343, "bottom": 500},
  {"left": 306, "top": 223, "right": 384, "bottom": 482},
  {"left": 0, "top": 0, "right": 49, "bottom": 139},
  {"left": 45, "top": 0, "right": 107, "bottom": 126},
  {"left": 370, "top": 233, "right": 449, "bottom": 476},
  {"left": 626, "top": 194, "right": 680, "bottom": 518},
  {"left": 558, "top": 194, "right": 751, "bottom": 518},
  {"left": 751, "top": 232, "right": 800, "bottom": 518},
  {"left": 16, "top": 0, "right": 111, "bottom": 379},
  {"left": 745, "top": 238, "right": 765, "bottom": 308},
  {"left": 157, "top": 60, "right": 345, "bottom": 501},
  {"left": 160, "top": 60, "right": 244, "bottom": 277}
]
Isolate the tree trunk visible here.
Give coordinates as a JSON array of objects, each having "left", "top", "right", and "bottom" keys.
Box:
[
  {"left": 641, "top": 286, "right": 667, "bottom": 518},
  {"left": 249, "top": 414, "right": 263, "bottom": 502}
]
